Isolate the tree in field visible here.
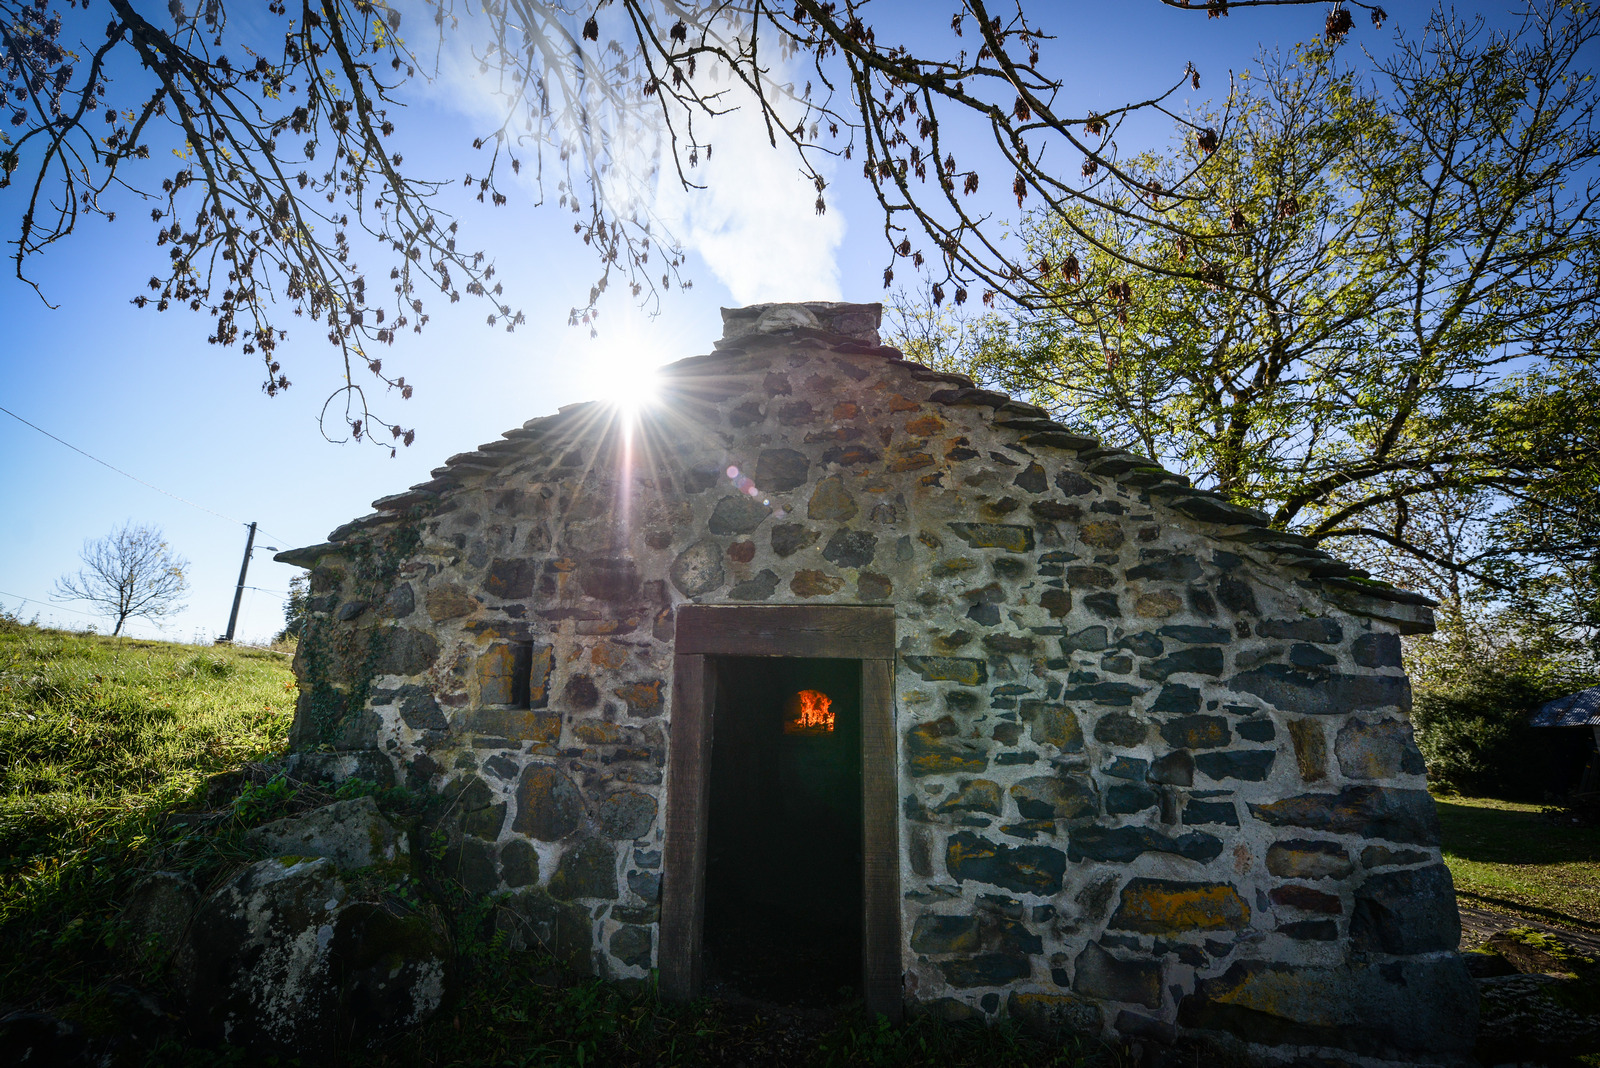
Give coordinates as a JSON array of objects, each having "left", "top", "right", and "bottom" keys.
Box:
[
  {"left": 888, "top": 3, "right": 1600, "bottom": 637},
  {"left": 1, "top": 0, "right": 1380, "bottom": 444},
  {"left": 55, "top": 523, "right": 190, "bottom": 636}
]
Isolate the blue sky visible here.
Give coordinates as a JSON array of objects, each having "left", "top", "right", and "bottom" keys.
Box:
[{"left": 0, "top": 2, "right": 1415, "bottom": 642}]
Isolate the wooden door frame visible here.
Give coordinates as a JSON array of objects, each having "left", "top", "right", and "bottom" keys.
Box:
[{"left": 659, "top": 605, "right": 902, "bottom": 1021}]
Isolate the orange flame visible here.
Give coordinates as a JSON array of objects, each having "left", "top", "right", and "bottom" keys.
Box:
[{"left": 784, "top": 689, "right": 835, "bottom": 734}]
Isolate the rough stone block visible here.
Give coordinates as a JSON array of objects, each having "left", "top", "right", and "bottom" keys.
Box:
[
  {"left": 1182, "top": 798, "right": 1237, "bottom": 826},
  {"left": 903, "top": 656, "right": 987, "bottom": 685},
  {"left": 1349, "top": 864, "right": 1460, "bottom": 954},
  {"left": 1067, "top": 826, "right": 1223, "bottom": 864},
  {"left": 550, "top": 839, "right": 618, "bottom": 900},
  {"left": 1193, "top": 749, "right": 1276, "bottom": 782},
  {"left": 1335, "top": 717, "right": 1425, "bottom": 779},
  {"left": 940, "top": 953, "right": 1031, "bottom": 987},
  {"left": 1010, "top": 775, "right": 1098, "bottom": 820},
  {"left": 1109, "top": 877, "right": 1249, "bottom": 935},
  {"left": 945, "top": 832, "right": 1066, "bottom": 895},
  {"left": 1093, "top": 711, "right": 1148, "bottom": 747},
  {"left": 609, "top": 924, "right": 653, "bottom": 969},
  {"left": 948, "top": 523, "right": 1036, "bottom": 552},
  {"left": 512, "top": 765, "right": 584, "bottom": 841},
  {"left": 1287, "top": 718, "right": 1328, "bottom": 782},
  {"left": 937, "top": 779, "right": 1003, "bottom": 816},
  {"left": 669, "top": 541, "right": 724, "bottom": 596},
  {"left": 754, "top": 448, "right": 810, "bottom": 491},
  {"left": 1024, "top": 705, "right": 1084, "bottom": 752},
  {"left": 244, "top": 796, "right": 408, "bottom": 870},
  {"left": 1257, "top": 618, "right": 1345, "bottom": 644},
  {"left": 500, "top": 839, "right": 539, "bottom": 887},
  {"left": 1073, "top": 941, "right": 1162, "bottom": 1009},
  {"left": 1006, "top": 991, "right": 1103, "bottom": 1036},
  {"left": 1352, "top": 632, "right": 1403, "bottom": 668},
  {"left": 1227, "top": 665, "right": 1410, "bottom": 715},
  {"left": 426, "top": 584, "right": 476, "bottom": 621},
  {"left": 907, "top": 716, "right": 991, "bottom": 777},
  {"left": 807, "top": 476, "right": 858, "bottom": 521},
  {"left": 1266, "top": 840, "right": 1353, "bottom": 880},
  {"left": 596, "top": 791, "right": 657, "bottom": 840},
  {"left": 910, "top": 914, "right": 981, "bottom": 955},
  {"left": 1160, "top": 715, "right": 1231, "bottom": 750},
  {"left": 1269, "top": 885, "right": 1342, "bottom": 914},
  {"left": 1248, "top": 786, "right": 1440, "bottom": 846},
  {"left": 1176, "top": 958, "right": 1477, "bottom": 1059},
  {"left": 378, "top": 629, "right": 440, "bottom": 677},
  {"left": 709, "top": 495, "right": 770, "bottom": 536}
]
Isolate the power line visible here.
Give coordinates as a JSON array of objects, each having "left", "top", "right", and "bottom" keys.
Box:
[
  {"left": 0, "top": 403, "right": 298, "bottom": 548},
  {"left": 0, "top": 587, "right": 102, "bottom": 619},
  {"left": 0, "top": 587, "right": 176, "bottom": 639}
]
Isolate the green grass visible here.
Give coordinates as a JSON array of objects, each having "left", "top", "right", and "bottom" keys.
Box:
[
  {"left": 0, "top": 617, "right": 294, "bottom": 1006},
  {"left": 1436, "top": 794, "right": 1600, "bottom": 931}
]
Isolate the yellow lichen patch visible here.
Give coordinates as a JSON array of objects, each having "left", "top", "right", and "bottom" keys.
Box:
[
  {"left": 426, "top": 584, "right": 476, "bottom": 622},
  {"left": 888, "top": 453, "right": 935, "bottom": 472},
  {"left": 1109, "top": 878, "right": 1250, "bottom": 934},
  {"left": 888, "top": 393, "right": 922, "bottom": 412},
  {"left": 1078, "top": 520, "right": 1126, "bottom": 551},
  {"left": 904, "top": 414, "right": 946, "bottom": 438},
  {"left": 573, "top": 721, "right": 625, "bottom": 746},
  {"left": 1135, "top": 591, "right": 1183, "bottom": 618},
  {"left": 589, "top": 642, "right": 629, "bottom": 670},
  {"left": 613, "top": 680, "right": 663, "bottom": 717}
]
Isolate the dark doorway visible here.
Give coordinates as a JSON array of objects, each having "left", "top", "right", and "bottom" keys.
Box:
[{"left": 702, "top": 657, "right": 863, "bottom": 1006}]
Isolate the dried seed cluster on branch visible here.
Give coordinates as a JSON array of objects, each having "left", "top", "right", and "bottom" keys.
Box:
[{"left": 2, "top": 0, "right": 1381, "bottom": 444}]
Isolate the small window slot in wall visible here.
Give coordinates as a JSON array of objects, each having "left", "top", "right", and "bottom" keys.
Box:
[{"left": 509, "top": 642, "right": 533, "bottom": 709}]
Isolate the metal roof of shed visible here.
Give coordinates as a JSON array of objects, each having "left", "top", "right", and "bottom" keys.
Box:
[{"left": 1532, "top": 685, "right": 1600, "bottom": 728}]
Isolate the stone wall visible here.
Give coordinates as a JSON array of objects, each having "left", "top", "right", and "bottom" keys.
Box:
[{"left": 279, "top": 302, "right": 1474, "bottom": 1065}]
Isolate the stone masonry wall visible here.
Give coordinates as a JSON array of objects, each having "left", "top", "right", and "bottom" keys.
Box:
[{"left": 281, "top": 303, "right": 1474, "bottom": 1066}]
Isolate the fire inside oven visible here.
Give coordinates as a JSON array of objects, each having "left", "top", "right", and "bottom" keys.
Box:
[{"left": 703, "top": 658, "right": 862, "bottom": 1005}]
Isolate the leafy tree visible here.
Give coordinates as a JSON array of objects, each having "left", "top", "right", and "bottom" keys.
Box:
[
  {"left": 54, "top": 522, "right": 190, "bottom": 636},
  {"left": 889, "top": 3, "right": 1600, "bottom": 630},
  {"left": 2, "top": 0, "right": 1378, "bottom": 444},
  {"left": 1409, "top": 627, "right": 1596, "bottom": 799},
  {"left": 275, "top": 572, "right": 308, "bottom": 644}
]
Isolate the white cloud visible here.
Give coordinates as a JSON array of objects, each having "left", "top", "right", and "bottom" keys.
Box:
[
  {"left": 653, "top": 75, "right": 846, "bottom": 305},
  {"left": 424, "top": 6, "right": 844, "bottom": 308}
]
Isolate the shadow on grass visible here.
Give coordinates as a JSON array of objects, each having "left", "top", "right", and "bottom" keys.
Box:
[
  {"left": 1436, "top": 797, "right": 1600, "bottom": 932},
  {"left": 1435, "top": 799, "right": 1600, "bottom": 867}
]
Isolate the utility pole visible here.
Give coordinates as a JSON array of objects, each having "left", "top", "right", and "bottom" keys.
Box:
[{"left": 222, "top": 521, "right": 257, "bottom": 643}]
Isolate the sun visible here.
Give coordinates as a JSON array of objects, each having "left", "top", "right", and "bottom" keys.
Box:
[{"left": 575, "top": 318, "right": 664, "bottom": 417}]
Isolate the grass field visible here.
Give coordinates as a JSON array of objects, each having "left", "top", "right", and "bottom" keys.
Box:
[
  {"left": 1436, "top": 794, "right": 1600, "bottom": 932},
  {"left": 0, "top": 618, "right": 294, "bottom": 1006}
]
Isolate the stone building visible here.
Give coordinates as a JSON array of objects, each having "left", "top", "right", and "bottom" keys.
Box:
[{"left": 278, "top": 302, "right": 1474, "bottom": 1064}]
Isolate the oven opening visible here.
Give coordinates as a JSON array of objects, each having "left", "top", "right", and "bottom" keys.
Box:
[{"left": 702, "top": 657, "right": 863, "bottom": 1007}]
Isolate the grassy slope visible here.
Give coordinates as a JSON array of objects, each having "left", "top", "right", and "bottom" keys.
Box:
[
  {"left": 1436, "top": 795, "right": 1600, "bottom": 932},
  {"left": 0, "top": 620, "right": 293, "bottom": 1005}
]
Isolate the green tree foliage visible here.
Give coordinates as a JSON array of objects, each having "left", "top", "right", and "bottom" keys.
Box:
[
  {"left": 889, "top": 4, "right": 1600, "bottom": 634},
  {"left": 1409, "top": 629, "right": 1597, "bottom": 799},
  {"left": 274, "top": 573, "right": 309, "bottom": 645}
]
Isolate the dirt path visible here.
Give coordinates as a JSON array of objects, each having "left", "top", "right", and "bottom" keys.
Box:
[{"left": 1459, "top": 903, "right": 1600, "bottom": 956}]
